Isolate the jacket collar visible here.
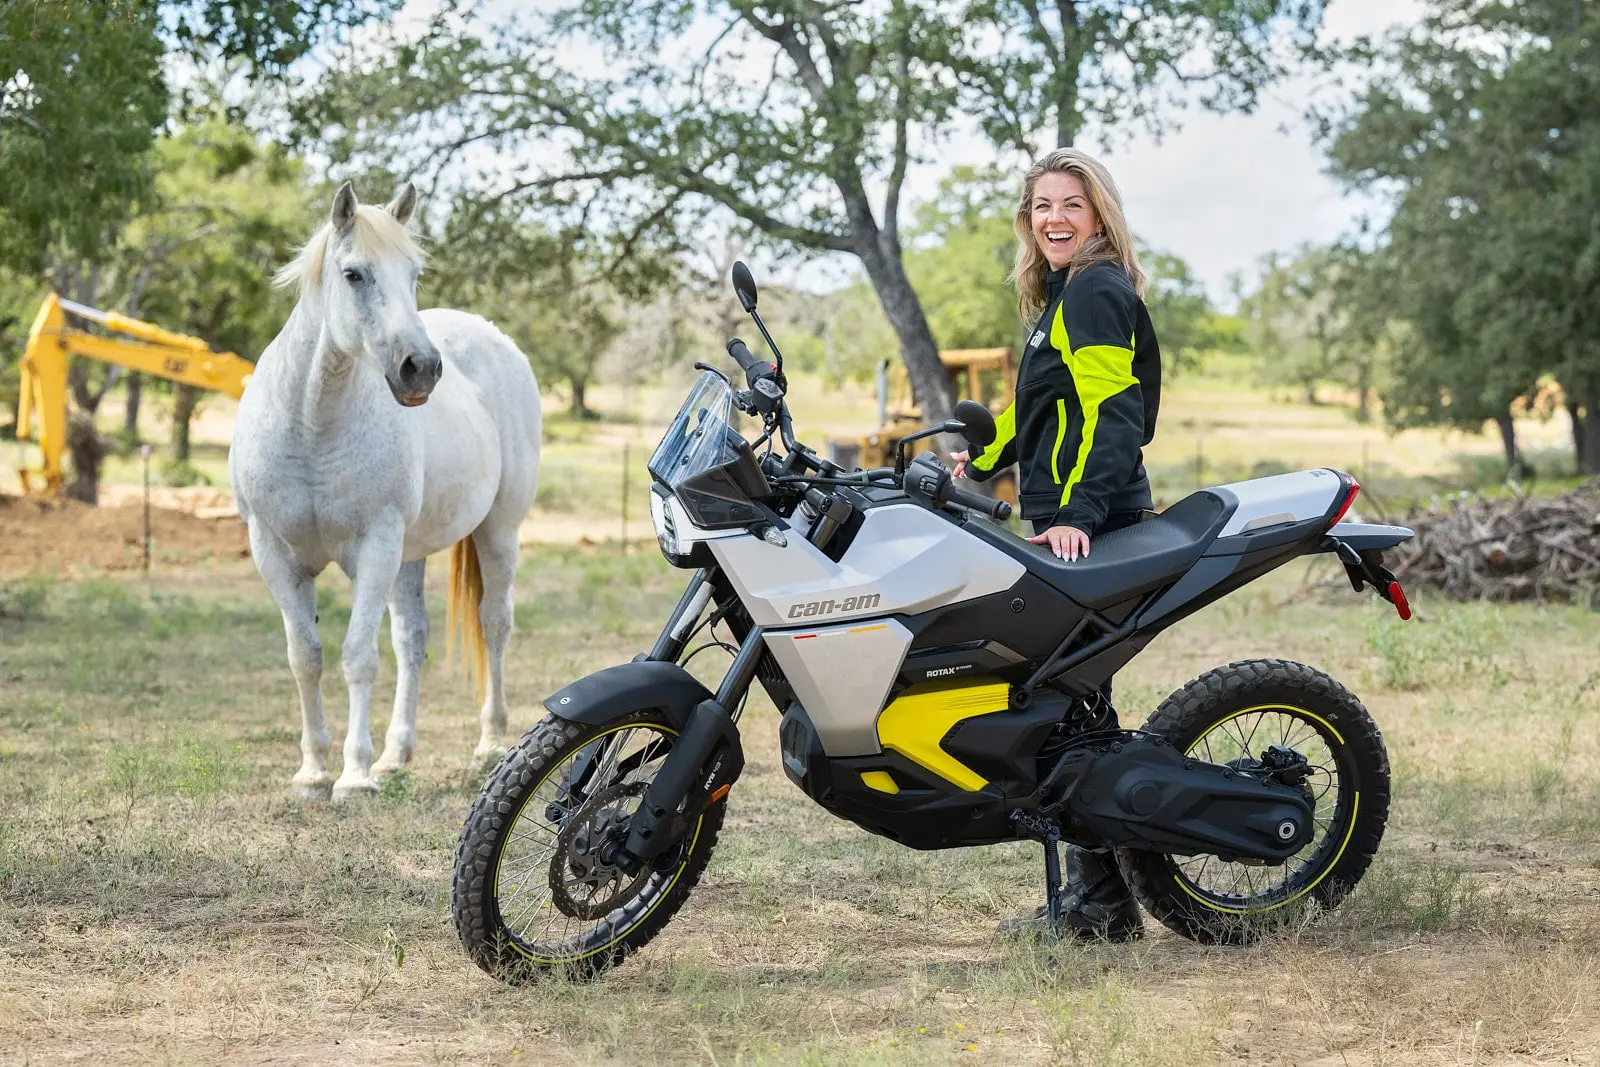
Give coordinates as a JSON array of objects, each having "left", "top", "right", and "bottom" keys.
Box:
[{"left": 1045, "top": 266, "right": 1069, "bottom": 303}]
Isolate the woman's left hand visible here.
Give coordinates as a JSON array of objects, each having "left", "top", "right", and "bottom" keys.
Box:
[{"left": 1027, "top": 524, "right": 1090, "bottom": 561}]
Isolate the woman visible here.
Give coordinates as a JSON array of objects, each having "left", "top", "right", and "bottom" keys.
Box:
[{"left": 954, "top": 147, "right": 1161, "bottom": 942}]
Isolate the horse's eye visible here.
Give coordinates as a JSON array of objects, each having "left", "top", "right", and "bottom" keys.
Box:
[{"left": 342, "top": 268, "right": 364, "bottom": 284}]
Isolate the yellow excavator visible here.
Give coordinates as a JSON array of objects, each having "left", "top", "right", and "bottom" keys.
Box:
[
  {"left": 830, "top": 347, "right": 1019, "bottom": 505},
  {"left": 14, "top": 292, "right": 255, "bottom": 496}
]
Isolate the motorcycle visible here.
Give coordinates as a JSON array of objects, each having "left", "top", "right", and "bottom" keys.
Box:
[{"left": 451, "top": 262, "right": 1415, "bottom": 982}]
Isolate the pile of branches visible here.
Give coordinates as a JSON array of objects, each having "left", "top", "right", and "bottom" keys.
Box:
[{"left": 1388, "top": 480, "right": 1600, "bottom": 604}]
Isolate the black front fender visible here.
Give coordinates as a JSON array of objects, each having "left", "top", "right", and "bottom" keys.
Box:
[{"left": 543, "top": 661, "right": 713, "bottom": 731}]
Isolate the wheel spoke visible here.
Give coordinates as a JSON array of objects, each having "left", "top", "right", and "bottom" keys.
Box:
[
  {"left": 1173, "top": 707, "right": 1349, "bottom": 905},
  {"left": 486, "top": 721, "right": 698, "bottom": 961}
]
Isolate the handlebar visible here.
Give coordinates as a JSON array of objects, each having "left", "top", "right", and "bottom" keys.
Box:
[
  {"left": 726, "top": 337, "right": 761, "bottom": 373},
  {"left": 945, "top": 482, "right": 1012, "bottom": 521}
]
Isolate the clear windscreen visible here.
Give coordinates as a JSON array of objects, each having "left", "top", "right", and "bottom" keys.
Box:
[{"left": 647, "top": 371, "right": 741, "bottom": 488}]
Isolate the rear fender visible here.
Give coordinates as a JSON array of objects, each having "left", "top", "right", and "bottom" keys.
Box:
[{"left": 1324, "top": 522, "right": 1415, "bottom": 553}]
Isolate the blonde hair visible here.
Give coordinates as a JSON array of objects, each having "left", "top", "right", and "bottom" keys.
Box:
[
  {"left": 273, "top": 204, "right": 426, "bottom": 298},
  {"left": 1010, "top": 148, "right": 1146, "bottom": 323}
]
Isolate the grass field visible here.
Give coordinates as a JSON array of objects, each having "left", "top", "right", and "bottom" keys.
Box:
[
  {"left": 2, "top": 349, "right": 1596, "bottom": 1063},
  {"left": 3, "top": 544, "right": 1599, "bottom": 1065}
]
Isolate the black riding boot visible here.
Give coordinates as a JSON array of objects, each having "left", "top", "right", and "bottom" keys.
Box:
[
  {"left": 1055, "top": 844, "right": 1144, "bottom": 941},
  {"left": 1000, "top": 845, "right": 1144, "bottom": 942}
]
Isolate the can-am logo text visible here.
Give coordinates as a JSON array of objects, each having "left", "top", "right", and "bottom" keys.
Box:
[{"left": 787, "top": 593, "right": 881, "bottom": 619}]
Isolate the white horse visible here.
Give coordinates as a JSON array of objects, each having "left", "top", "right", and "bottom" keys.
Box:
[{"left": 230, "top": 181, "right": 542, "bottom": 802}]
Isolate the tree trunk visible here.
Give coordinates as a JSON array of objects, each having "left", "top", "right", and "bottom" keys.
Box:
[
  {"left": 171, "top": 384, "right": 198, "bottom": 462},
  {"left": 1583, "top": 387, "right": 1600, "bottom": 476},
  {"left": 1303, "top": 381, "right": 1318, "bottom": 406},
  {"left": 124, "top": 373, "right": 142, "bottom": 438},
  {"left": 1495, "top": 410, "right": 1526, "bottom": 478},
  {"left": 65, "top": 410, "right": 108, "bottom": 505},
  {"left": 569, "top": 376, "right": 594, "bottom": 420},
  {"left": 1054, "top": 0, "right": 1083, "bottom": 148},
  {"left": 842, "top": 217, "right": 953, "bottom": 430},
  {"left": 1568, "top": 396, "right": 1589, "bottom": 475}
]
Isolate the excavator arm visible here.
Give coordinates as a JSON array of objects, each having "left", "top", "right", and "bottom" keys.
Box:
[{"left": 15, "top": 293, "right": 254, "bottom": 495}]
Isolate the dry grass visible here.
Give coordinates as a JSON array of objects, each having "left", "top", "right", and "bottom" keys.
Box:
[
  {"left": 2, "top": 548, "right": 1599, "bottom": 1066},
  {"left": 1, "top": 358, "right": 1597, "bottom": 1063}
]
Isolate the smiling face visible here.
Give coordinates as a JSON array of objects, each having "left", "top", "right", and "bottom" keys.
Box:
[{"left": 1029, "top": 171, "right": 1101, "bottom": 272}]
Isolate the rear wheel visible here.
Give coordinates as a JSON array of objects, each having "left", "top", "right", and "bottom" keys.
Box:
[
  {"left": 1119, "top": 658, "right": 1390, "bottom": 944},
  {"left": 452, "top": 710, "right": 723, "bottom": 982}
]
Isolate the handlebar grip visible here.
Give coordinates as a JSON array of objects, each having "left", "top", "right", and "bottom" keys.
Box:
[
  {"left": 726, "top": 338, "right": 760, "bottom": 371},
  {"left": 945, "top": 483, "right": 1011, "bottom": 521}
]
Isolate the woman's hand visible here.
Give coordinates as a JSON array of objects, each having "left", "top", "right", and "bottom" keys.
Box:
[
  {"left": 1027, "top": 524, "right": 1091, "bottom": 561},
  {"left": 949, "top": 450, "right": 969, "bottom": 479}
]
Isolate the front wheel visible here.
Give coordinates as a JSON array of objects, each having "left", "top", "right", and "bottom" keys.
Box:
[
  {"left": 451, "top": 710, "right": 723, "bottom": 982},
  {"left": 1119, "top": 658, "right": 1390, "bottom": 944}
]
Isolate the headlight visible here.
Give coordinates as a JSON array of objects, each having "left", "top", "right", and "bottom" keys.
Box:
[{"left": 650, "top": 489, "right": 680, "bottom": 559}]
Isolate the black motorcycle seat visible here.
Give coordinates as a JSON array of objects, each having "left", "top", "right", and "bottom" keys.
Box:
[{"left": 969, "top": 490, "right": 1232, "bottom": 609}]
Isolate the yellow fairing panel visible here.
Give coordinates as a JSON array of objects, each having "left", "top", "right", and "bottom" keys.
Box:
[{"left": 875, "top": 680, "right": 1011, "bottom": 791}]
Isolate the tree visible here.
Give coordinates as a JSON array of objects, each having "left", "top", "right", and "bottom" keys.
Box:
[
  {"left": 1327, "top": 0, "right": 1600, "bottom": 474},
  {"left": 1239, "top": 245, "right": 1386, "bottom": 419},
  {"left": 131, "top": 117, "right": 306, "bottom": 464},
  {"left": 297, "top": 0, "right": 1325, "bottom": 429},
  {"left": 0, "top": 1, "right": 397, "bottom": 278},
  {"left": 423, "top": 206, "right": 618, "bottom": 420},
  {"left": 0, "top": 2, "right": 168, "bottom": 275}
]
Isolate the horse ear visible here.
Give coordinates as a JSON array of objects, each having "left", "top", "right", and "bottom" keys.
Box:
[
  {"left": 386, "top": 183, "right": 418, "bottom": 226},
  {"left": 331, "top": 181, "right": 358, "bottom": 234}
]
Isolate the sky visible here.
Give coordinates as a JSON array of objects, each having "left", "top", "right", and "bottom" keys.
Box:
[{"left": 371, "top": 0, "right": 1425, "bottom": 308}]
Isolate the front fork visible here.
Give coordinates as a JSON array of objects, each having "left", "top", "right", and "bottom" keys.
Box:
[{"left": 604, "top": 568, "right": 759, "bottom": 874}]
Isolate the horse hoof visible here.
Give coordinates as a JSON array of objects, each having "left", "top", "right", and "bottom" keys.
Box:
[
  {"left": 472, "top": 744, "right": 506, "bottom": 771},
  {"left": 290, "top": 776, "right": 334, "bottom": 802},
  {"left": 372, "top": 756, "right": 409, "bottom": 779},
  {"left": 331, "top": 778, "right": 380, "bottom": 803}
]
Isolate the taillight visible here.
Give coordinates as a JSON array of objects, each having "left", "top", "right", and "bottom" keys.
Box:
[
  {"left": 1329, "top": 476, "right": 1361, "bottom": 528},
  {"left": 1387, "top": 580, "right": 1412, "bottom": 621}
]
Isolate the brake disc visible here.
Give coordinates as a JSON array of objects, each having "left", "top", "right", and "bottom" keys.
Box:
[{"left": 549, "top": 781, "right": 652, "bottom": 920}]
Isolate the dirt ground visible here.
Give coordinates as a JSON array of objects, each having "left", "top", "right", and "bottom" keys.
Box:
[{"left": 0, "top": 493, "right": 250, "bottom": 575}]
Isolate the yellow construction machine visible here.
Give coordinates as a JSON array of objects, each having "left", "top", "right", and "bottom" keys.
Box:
[
  {"left": 830, "top": 347, "right": 1019, "bottom": 505},
  {"left": 14, "top": 292, "right": 255, "bottom": 496}
]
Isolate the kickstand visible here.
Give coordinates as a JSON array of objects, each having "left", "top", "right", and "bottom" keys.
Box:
[
  {"left": 1010, "top": 809, "right": 1065, "bottom": 925},
  {"left": 1043, "top": 832, "right": 1064, "bottom": 926}
]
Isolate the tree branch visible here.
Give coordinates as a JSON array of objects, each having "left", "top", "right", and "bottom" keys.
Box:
[{"left": 882, "top": 17, "right": 911, "bottom": 252}]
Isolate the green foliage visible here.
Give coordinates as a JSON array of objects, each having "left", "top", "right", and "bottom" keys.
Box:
[
  {"left": 298, "top": 0, "right": 1324, "bottom": 425},
  {"left": 1237, "top": 243, "right": 1393, "bottom": 423},
  {"left": 132, "top": 115, "right": 306, "bottom": 363},
  {"left": 1326, "top": 0, "right": 1600, "bottom": 472},
  {"left": 158, "top": 458, "right": 214, "bottom": 487},
  {"left": 0, "top": 574, "right": 52, "bottom": 621},
  {"left": 422, "top": 208, "right": 617, "bottom": 418},
  {"left": 0, "top": 1, "right": 393, "bottom": 277},
  {"left": 0, "top": 2, "right": 168, "bottom": 274},
  {"left": 105, "top": 738, "right": 244, "bottom": 815}
]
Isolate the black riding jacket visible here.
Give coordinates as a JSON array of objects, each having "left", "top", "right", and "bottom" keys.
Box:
[{"left": 968, "top": 262, "right": 1161, "bottom": 533}]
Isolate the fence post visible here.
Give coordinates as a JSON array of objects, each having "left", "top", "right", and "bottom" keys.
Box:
[
  {"left": 141, "top": 444, "right": 151, "bottom": 573},
  {"left": 620, "top": 441, "right": 630, "bottom": 555}
]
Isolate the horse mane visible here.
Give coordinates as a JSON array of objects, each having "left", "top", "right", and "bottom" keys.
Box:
[{"left": 272, "top": 204, "right": 426, "bottom": 297}]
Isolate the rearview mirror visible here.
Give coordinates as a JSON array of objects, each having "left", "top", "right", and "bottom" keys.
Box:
[
  {"left": 731, "top": 261, "right": 758, "bottom": 312},
  {"left": 950, "top": 400, "right": 997, "bottom": 446}
]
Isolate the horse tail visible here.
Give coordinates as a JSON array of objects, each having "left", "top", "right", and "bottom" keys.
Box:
[{"left": 446, "top": 537, "right": 488, "bottom": 703}]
